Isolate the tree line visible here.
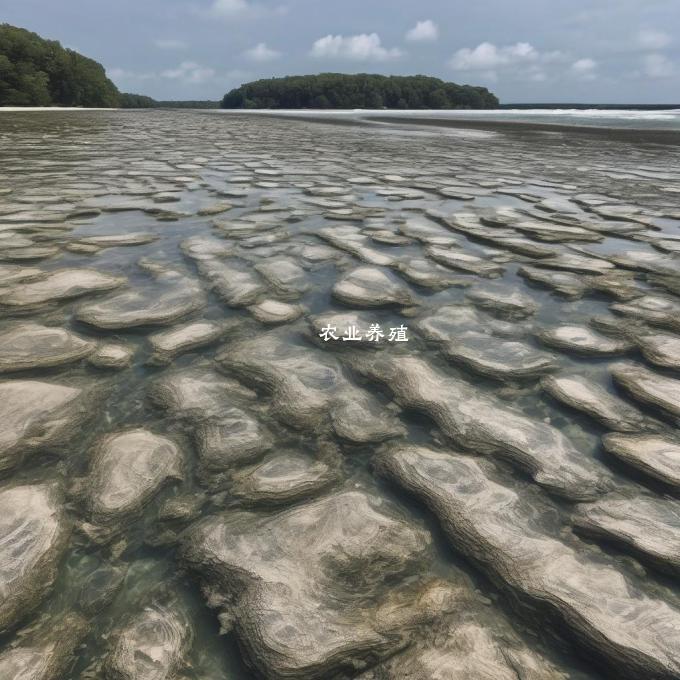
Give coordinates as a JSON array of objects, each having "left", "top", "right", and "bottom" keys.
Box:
[
  {"left": 0, "top": 24, "right": 120, "bottom": 107},
  {"left": 221, "top": 74, "right": 499, "bottom": 110}
]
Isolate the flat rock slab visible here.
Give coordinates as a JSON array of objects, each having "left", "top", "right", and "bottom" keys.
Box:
[
  {"left": 88, "top": 342, "right": 134, "bottom": 369},
  {"left": 518, "top": 266, "right": 586, "bottom": 299},
  {"left": 332, "top": 266, "right": 416, "bottom": 308},
  {"left": 218, "top": 332, "right": 405, "bottom": 441},
  {"left": 149, "top": 320, "right": 225, "bottom": 361},
  {"left": 0, "top": 323, "right": 96, "bottom": 373},
  {"left": 611, "top": 296, "right": 680, "bottom": 332},
  {"left": 0, "top": 268, "right": 125, "bottom": 309},
  {"left": 75, "top": 232, "right": 158, "bottom": 247},
  {"left": 248, "top": 299, "right": 303, "bottom": 325},
  {"left": 76, "top": 268, "right": 205, "bottom": 329},
  {"left": 195, "top": 408, "right": 273, "bottom": 472},
  {"left": 86, "top": 429, "right": 184, "bottom": 524},
  {"left": 542, "top": 374, "right": 656, "bottom": 432},
  {"left": 466, "top": 284, "right": 538, "bottom": 320},
  {"left": 375, "top": 445, "right": 680, "bottom": 680},
  {"left": 231, "top": 452, "right": 336, "bottom": 505},
  {"left": 444, "top": 332, "right": 557, "bottom": 381},
  {"left": 0, "top": 379, "right": 94, "bottom": 474},
  {"left": 537, "top": 325, "right": 633, "bottom": 356},
  {"left": 636, "top": 332, "right": 680, "bottom": 369},
  {"left": 426, "top": 246, "right": 504, "bottom": 278},
  {"left": 0, "top": 484, "right": 70, "bottom": 634},
  {"left": 603, "top": 433, "right": 680, "bottom": 488},
  {"left": 181, "top": 491, "right": 432, "bottom": 679},
  {"left": 352, "top": 354, "right": 606, "bottom": 500},
  {"left": 575, "top": 494, "right": 680, "bottom": 574},
  {"left": 105, "top": 602, "right": 192, "bottom": 680},
  {"left": 0, "top": 613, "right": 86, "bottom": 680},
  {"left": 612, "top": 363, "right": 680, "bottom": 422}
]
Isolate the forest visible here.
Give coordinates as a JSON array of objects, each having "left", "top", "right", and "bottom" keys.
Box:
[
  {"left": 221, "top": 73, "right": 499, "bottom": 110},
  {"left": 0, "top": 24, "right": 120, "bottom": 107}
]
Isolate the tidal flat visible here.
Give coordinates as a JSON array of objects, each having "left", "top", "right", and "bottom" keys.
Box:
[{"left": 1, "top": 109, "right": 680, "bottom": 679}]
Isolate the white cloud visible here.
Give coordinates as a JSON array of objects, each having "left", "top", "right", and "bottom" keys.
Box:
[
  {"left": 244, "top": 42, "right": 281, "bottom": 62},
  {"left": 405, "top": 20, "right": 439, "bottom": 43},
  {"left": 108, "top": 67, "right": 156, "bottom": 82},
  {"left": 161, "top": 61, "right": 216, "bottom": 84},
  {"left": 637, "top": 29, "right": 672, "bottom": 50},
  {"left": 211, "top": 0, "right": 249, "bottom": 15},
  {"left": 449, "top": 42, "right": 538, "bottom": 71},
  {"left": 571, "top": 58, "right": 597, "bottom": 80},
  {"left": 154, "top": 39, "right": 187, "bottom": 50},
  {"left": 208, "top": 0, "right": 286, "bottom": 19},
  {"left": 311, "top": 33, "right": 402, "bottom": 61},
  {"left": 643, "top": 53, "right": 675, "bottom": 78}
]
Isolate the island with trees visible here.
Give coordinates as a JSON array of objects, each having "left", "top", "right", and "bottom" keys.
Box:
[{"left": 221, "top": 74, "right": 499, "bottom": 110}]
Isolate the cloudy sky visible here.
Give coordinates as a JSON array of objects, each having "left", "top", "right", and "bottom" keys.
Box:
[{"left": 3, "top": 0, "right": 679, "bottom": 103}]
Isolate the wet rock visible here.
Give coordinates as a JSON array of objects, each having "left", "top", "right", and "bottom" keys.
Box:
[
  {"left": 636, "top": 332, "right": 680, "bottom": 369},
  {"left": 361, "top": 614, "right": 568, "bottom": 680},
  {"left": 537, "top": 325, "right": 634, "bottom": 356},
  {"left": 197, "top": 202, "right": 233, "bottom": 216},
  {"left": 532, "top": 253, "right": 615, "bottom": 275},
  {"left": 105, "top": 601, "right": 192, "bottom": 680},
  {"left": 0, "top": 323, "right": 96, "bottom": 373},
  {"left": 218, "top": 332, "right": 404, "bottom": 440},
  {"left": 149, "top": 320, "right": 225, "bottom": 362},
  {"left": 254, "top": 258, "right": 309, "bottom": 298},
  {"left": 612, "top": 363, "right": 680, "bottom": 422},
  {"left": 0, "top": 379, "right": 94, "bottom": 474},
  {"left": 75, "top": 232, "right": 158, "bottom": 248},
  {"left": 248, "top": 299, "right": 303, "bottom": 325},
  {"left": 425, "top": 246, "right": 504, "bottom": 278},
  {"left": 0, "top": 264, "right": 42, "bottom": 286},
  {"left": 149, "top": 368, "right": 257, "bottom": 420},
  {"left": 88, "top": 342, "right": 135, "bottom": 369},
  {"left": 0, "top": 268, "right": 125, "bottom": 309},
  {"left": 0, "top": 612, "right": 87, "bottom": 680},
  {"left": 611, "top": 296, "right": 680, "bottom": 333},
  {"left": 181, "top": 491, "right": 432, "bottom": 679},
  {"left": 352, "top": 354, "right": 605, "bottom": 499},
  {"left": 518, "top": 266, "right": 586, "bottom": 299},
  {"left": 542, "top": 374, "right": 656, "bottom": 432},
  {"left": 195, "top": 408, "right": 273, "bottom": 472},
  {"left": 394, "top": 257, "right": 469, "bottom": 290},
  {"left": 444, "top": 332, "right": 557, "bottom": 381},
  {"left": 230, "top": 451, "right": 336, "bottom": 505},
  {"left": 467, "top": 284, "right": 538, "bottom": 320},
  {"left": 375, "top": 445, "right": 680, "bottom": 680},
  {"left": 195, "top": 257, "right": 267, "bottom": 307},
  {"left": 0, "top": 483, "right": 70, "bottom": 634},
  {"left": 76, "top": 265, "right": 206, "bottom": 329},
  {"left": 332, "top": 266, "right": 416, "bottom": 308},
  {"left": 317, "top": 225, "right": 396, "bottom": 266},
  {"left": 574, "top": 494, "right": 680, "bottom": 575},
  {"left": 85, "top": 429, "right": 184, "bottom": 524},
  {"left": 603, "top": 433, "right": 680, "bottom": 488}
]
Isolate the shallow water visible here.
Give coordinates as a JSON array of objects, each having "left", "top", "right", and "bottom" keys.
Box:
[{"left": 1, "top": 110, "right": 680, "bottom": 679}]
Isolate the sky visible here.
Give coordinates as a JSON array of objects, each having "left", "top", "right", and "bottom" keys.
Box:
[{"left": 2, "top": 0, "right": 679, "bottom": 103}]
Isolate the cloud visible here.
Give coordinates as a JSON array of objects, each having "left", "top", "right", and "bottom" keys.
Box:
[
  {"left": 405, "top": 20, "right": 438, "bottom": 43},
  {"left": 449, "top": 42, "right": 538, "bottom": 71},
  {"left": 154, "top": 39, "right": 187, "bottom": 50},
  {"left": 311, "top": 33, "right": 402, "bottom": 61},
  {"left": 107, "top": 67, "right": 156, "bottom": 82},
  {"left": 643, "top": 53, "right": 675, "bottom": 78},
  {"left": 571, "top": 58, "right": 597, "bottom": 80},
  {"left": 244, "top": 42, "right": 281, "bottom": 61},
  {"left": 211, "top": 0, "right": 249, "bottom": 15},
  {"left": 161, "top": 61, "right": 216, "bottom": 84},
  {"left": 637, "top": 29, "right": 672, "bottom": 50},
  {"left": 208, "top": 0, "right": 287, "bottom": 19}
]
